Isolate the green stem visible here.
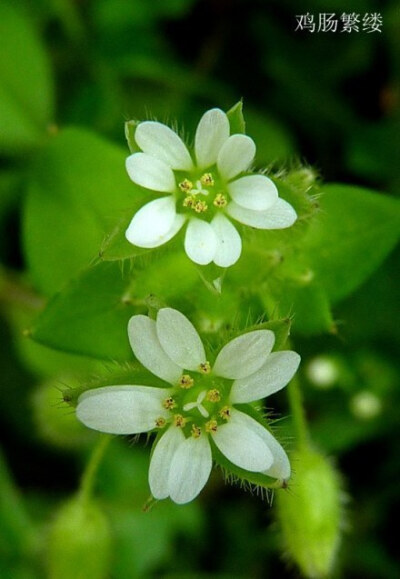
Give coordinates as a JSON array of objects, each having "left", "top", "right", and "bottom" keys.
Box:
[
  {"left": 287, "top": 375, "right": 309, "bottom": 449},
  {"left": 78, "top": 435, "right": 111, "bottom": 503}
]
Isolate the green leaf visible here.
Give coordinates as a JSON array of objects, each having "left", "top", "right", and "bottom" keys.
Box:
[
  {"left": 261, "top": 279, "right": 335, "bottom": 336},
  {"left": 30, "top": 262, "right": 137, "bottom": 360},
  {"left": 0, "top": 2, "right": 54, "bottom": 154},
  {"left": 226, "top": 100, "right": 246, "bottom": 134},
  {"left": 23, "top": 127, "right": 147, "bottom": 295},
  {"left": 303, "top": 184, "right": 400, "bottom": 303},
  {"left": 30, "top": 254, "right": 199, "bottom": 360}
]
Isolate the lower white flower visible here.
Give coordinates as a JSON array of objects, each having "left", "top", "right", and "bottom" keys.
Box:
[
  {"left": 76, "top": 308, "right": 300, "bottom": 504},
  {"left": 125, "top": 108, "right": 297, "bottom": 267}
]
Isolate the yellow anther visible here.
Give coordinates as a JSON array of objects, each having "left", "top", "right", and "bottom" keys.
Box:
[
  {"left": 199, "top": 361, "right": 211, "bottom": 374},
  {"left": 183, "top": 195, "right": 195, "bottom": 208},
  {"left": 205, "top": 419, "right": 218, "bottom": 433},
  {"left": 200, "top": 173, "right": 214, "bottom": 186},
  {"left": 163, "top": 397, "right": 177, "bottom": 410},
  {"left": 191, "top": 424, "right": 202, "bottom": 438},
  {"left": 179, "top": 179, "right": 193, "bottom": 193},
  {"left": 174, "top": 414, "right": 187, "bottom": 428},
  {"left": 206, "top": 389, "right": 221, "bottom": 402},
  {"left": 219, "top": 406, "right": 231, "bottom": 420},
  {"left": 155, "top": 417, "right": 166, "bottom": 428},
  {"left": 194, "top": 200, "right": 208, "bottom": 213},
  {"left": 178, "top": 374, "right": 194, "bottom": 389},
  {"left": 213, "top": 193, "right": 228, "bottom": 208}
]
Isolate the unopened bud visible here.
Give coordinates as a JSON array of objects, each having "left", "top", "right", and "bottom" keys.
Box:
[
  {"left": 47, "top": 497, "right": 112, "bottom": 579},
  {"left": 276, "top": 447, "right": 343, "bottom": 578}
]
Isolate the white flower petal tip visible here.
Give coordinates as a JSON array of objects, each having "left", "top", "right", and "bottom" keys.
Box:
[
  {"left": 195, "top": 108, "right": 230, "bottom": 169},
  {"left": 211, "top": 214, "right": 242, "bottom": 268},
  {"left": 149, "top": 426, "right": 185, "bottom": 500},
  {"left": 125, "top": 197, "right": 185, "bottom": 248},
  {"left": 76, "top": 386, "right": 168, "bottom": 435},
  {"left": 217, "top": 134, "right": 256, "bottom": 180},
  {"left": 168, "top": 435, "right": 212, "bottom": 504},
  {"left": 156, "top": 308, "right": 206, "bottom": 370},
  {"left": 230, "top": 351, "right": 301, "bottom": 404},
  {"left": 227, "top": 409, "right": 291, "bottom": 481},
  {"left": 227, "top": 197, "right": 297, "bottom": 230},
  {"left": 228, "top": 175, "right": 278, "bottom": 211},
  {"left": 184, "top": 218, "right": 218, "bottom": 265},
  {"left": 213, "top": 330, "right": 275, "bottom": 379},
  {"left": 126, "top": 152, "right": 176, "bottom": 192},
  {"left": 135, "top": 122, "right": 193, "bottom": 171},
  {"left": 127, "top": 315, "right": 182, "bottom": 384}
]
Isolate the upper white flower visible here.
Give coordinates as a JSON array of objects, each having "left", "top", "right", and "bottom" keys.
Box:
[
  {"left": 76, "top": 308, "right": 300, "bottom": 504},
  {"left": 125, "top": 108, "right": 297, "bottom": 267}
]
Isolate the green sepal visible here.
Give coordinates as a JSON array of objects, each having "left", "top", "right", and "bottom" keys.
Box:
[
  {"left": 226, "top": 100, "right": 246, "bottom": 134},
  {"left": 124, "top": 119, "right": 141, "bottom": 153}
]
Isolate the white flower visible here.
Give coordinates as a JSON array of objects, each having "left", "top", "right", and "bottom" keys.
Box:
[
  {"left": 76, "top": 308, "right": 300, "bottom": 504},
  {"left": 125, "top": 108, "right": 297, "bottom": 267}
]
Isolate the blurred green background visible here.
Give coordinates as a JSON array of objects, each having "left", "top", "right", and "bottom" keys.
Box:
[{"left": 0, "top": 0, "right": 399, "bottom": 577}]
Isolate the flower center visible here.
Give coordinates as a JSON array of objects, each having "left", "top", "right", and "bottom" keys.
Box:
[
  {"left": 177, "top": 172, "right": 229, "bottom": 217},
  {"left": 156, "top": 370, "right": 232, "bottom": 438}
]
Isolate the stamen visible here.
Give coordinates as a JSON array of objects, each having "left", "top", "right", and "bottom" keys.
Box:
[
  {"left": 200, "top": 173, "right": 214, "bottom": 186},
  {"left": 191, "top": 424, "right": 202, "bottom": 438},
  {"left": 178, "top": 374, "right": 194, "bottom": 389},
  {"left": 199, "top": 361, "right": 211, "bottom": 374},
  {"left": 155, "top": 417, "right": 166, "bottom": 428},
  {"left": 213, "top": 193, "right": 228, "bottom": 208},
  {"left": 163, "top": 397, "right": 177, "bottom": 410},
  {"left": 179, "top": 179, "right": 193, "bottom": 193},
  {"left": 205, "top": 419, "right": 218, "bottom": 433},
  {"left": 174, "top": 414, "right": 187, "bottom": 428},
  {"left": 194, "top": 200, "right": 208, "bottom": 213},
  {"left": 183, "top": 195, "right": 195, "bottom": 208},
  {"left": 219, "top": 406, "right": 231, "bottom": 420},
  {"left": 206, "top": 389, "right": 221, "bottom": 402}
]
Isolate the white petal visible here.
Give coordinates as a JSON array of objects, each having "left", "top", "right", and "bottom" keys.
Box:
[
  {"left": 168, "top": 435, "right": 212, "bottom": 504},
  {"left": 213, "top": 409, "right": 273, "bottom": 472},
  {"left": 217, "top": 134, "right": 256, "bottom": 180},
  {"left": 128, "top": 315, "right": 182, "bottom": 384},
  {"left": 125, "top": 197, "right": 185, "bottom": 248},
  {"left": 227, "top": 198, "right": 297, "bottom": 229},
  {"left": 135, "top": 122, "right": 193, "bottom": 171},
  {"left": 213, "top": 330, "right": 275, "bottom": 379},
  {"left": 232, "top": 410, "right": 290, "bottom": 480},
  {"left": 228, "top": 175, "right": 278, "bottom": 211},
  {"left": 210, "top": 213, "right": 242, "bottom": 268},
  {"left": 76, "top": 386, "right": 169, "bottom": 434},
  {"left": 156, "top": 308, "right": 206, "bottom": 371},
  {"left": 149, "top": 426, "right": 185, "bottom": 499},
  {"left": 230, "top": 351, "right": 301, "bottom": 404},
  {"left": 126, "top": 152, "right": 176, "bottom": 192},
  {"left": 195, "top": 108, "right": 230, "bottom": 169},
  {"left": 184, "top": 218, "right": 218, "bottom": 265}
]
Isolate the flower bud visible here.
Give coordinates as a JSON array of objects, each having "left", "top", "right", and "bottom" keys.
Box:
[
  {"left": 276, "top": 447, "right": 343, "bottom": 578},
  {"left": 47, "top": 497, "right": 112, "bottom": 579}
]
